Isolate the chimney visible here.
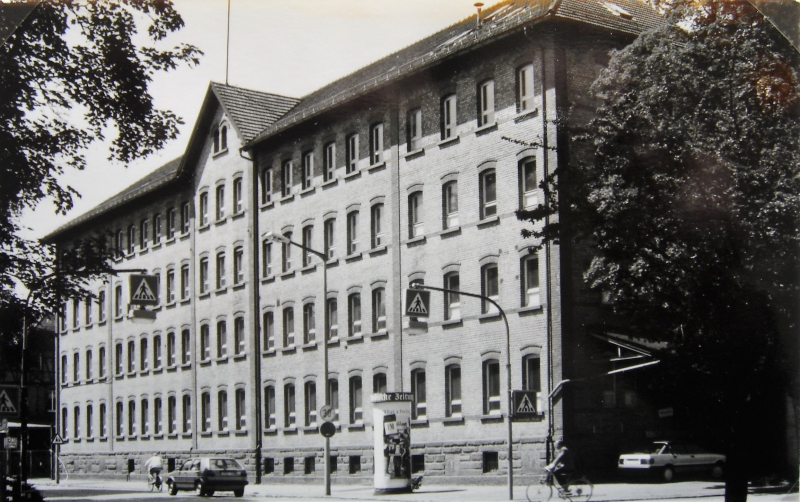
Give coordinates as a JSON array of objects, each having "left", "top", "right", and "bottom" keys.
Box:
[{"left": 475, "top": 2, "right": 484, "bottom": 29}]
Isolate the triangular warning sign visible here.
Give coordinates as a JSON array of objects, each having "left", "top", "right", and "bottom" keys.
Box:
[
  {"left": 52, "top": 434, "right": 64, "bottom": 445},
  {"left": 407, "top": 293, "right": 428, "bottom": 315},
  {"left": 516, "top": 394, "right": 536, "bottom": 414},
  {"left": 0, "top": 390, "right": 17, "bottom": 413},
  {"left": 132, "top": 279, "right": 157, "bottom": 302}
]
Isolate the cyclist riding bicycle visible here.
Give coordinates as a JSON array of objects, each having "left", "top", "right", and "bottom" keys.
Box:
[
  {"left": 546, "top": 439, "right": 574, "bottom": 493},
  {"left": 145, "top": 454, "right": 163, "bottom": 484}
]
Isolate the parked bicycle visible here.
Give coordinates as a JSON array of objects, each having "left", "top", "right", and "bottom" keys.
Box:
[
  {"left": 147, "top": 471, "right": 163, "bottom": 492},
  {"left": 526, "top": 469, "right": 592, "bottom": 502}
]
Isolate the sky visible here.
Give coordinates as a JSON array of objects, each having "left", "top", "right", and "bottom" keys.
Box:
[{"left": 20, "top": 0, "right": 480, "bottom": 238}]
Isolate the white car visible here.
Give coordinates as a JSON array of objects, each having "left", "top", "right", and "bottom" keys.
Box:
[{"left": 618, "top": 441, "right": 726, "bottom": 481}]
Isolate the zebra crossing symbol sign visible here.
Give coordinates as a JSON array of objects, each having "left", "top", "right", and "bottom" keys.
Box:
[
  {"left": 405, "top": 289, "right": 430, "bottom": 318},
  {"left": 0, "top": 386, "right": 20, "bottom": 418},
  {"left": 512, "top": 390, "right": 538, "bottom": 418},
  {"left": 129, "top": 275, "right": 159, "bottom": 306}
]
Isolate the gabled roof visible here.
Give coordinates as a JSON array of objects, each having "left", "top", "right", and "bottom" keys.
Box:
[
  {"left": 44, "top": 83, "right": 298, "bottom": 242},
  {"left": 245, "top": 0, "right": 662, "bottom": 148}
]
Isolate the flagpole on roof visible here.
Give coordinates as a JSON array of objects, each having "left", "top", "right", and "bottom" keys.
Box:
[{"left": 226, "top": 0, "right": 231, "bottom": 85}]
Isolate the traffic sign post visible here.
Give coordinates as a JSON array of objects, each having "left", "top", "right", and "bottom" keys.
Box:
[{"left": 0, "top": 386, "right": 20, "bottom": 419}]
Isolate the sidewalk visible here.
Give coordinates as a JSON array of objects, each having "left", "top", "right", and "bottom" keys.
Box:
[{"left": 29, "top": 477, "right": 798, "bottom": 502}]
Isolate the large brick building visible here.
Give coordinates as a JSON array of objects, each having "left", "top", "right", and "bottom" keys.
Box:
[{"left": 46, "top": 0, "right": 665, "bottom": 483}]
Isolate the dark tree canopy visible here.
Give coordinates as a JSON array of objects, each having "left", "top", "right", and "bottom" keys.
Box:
[
  {"left": 0, "top": 0, "right": 200, "bottom": 314},
  {"left": 519, "top": 2, "right": 799, "bottom": 500}
]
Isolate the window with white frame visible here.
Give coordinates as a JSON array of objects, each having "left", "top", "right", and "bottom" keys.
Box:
[
  {"left": 153, "top": 335, "right": 162, "bottom": 369},
  {"left": 444, "top": 272, "right": 461, "bottom": 320},
  {"left": 72, "top": 352, "right": 79, "bottom": 381},
  {"left": 84, "top": 298, "right": 92, "bottom": 325},
  {"left": 326, "top": 298, "right": 338, "bottom": 340},
  {"left": 201, "top": 392, "right": 211, "bottom": 432},
  {"left": 86, "top": 404, "right": 93, "bottom": 438},
  {"left": 140, "top": 338, "right": 148, "bottom": 371},
  {"left": 153, "top": 214, "right": 162, "bottom": 244},
  {"left": 216, "top": 252, "right": 226, "bottom": 289},
  {"left": 445, "top": 364, "right": 462, "bottom": 417},
  {"left": 441, "top": 94, "right": 457, "bottom": 140},
  {"left": 372, "top": 287, "right": 386, "bottom": 333},
  {"left": 199, "top": 257, "right": 209, "bottom": 294},
  {"left": 517, "top": 64, "right": 534, "bottom": 112},
  {"left": 181, "top": 202, "right": 191, "bottom": 234},
  {"left": 522, "top": 255, "right": 541, "bottom": 307},
  {"left": 284, "top": 383, "right": 296, "bottom": 428},
  {"left": 323, "top": 142, "right": 336, "bottom": 181},
  {"left": 522, "top": 354, "right": 541, "bottom": 412},
  {"left": 411, "top": 368, "right": 426, "bottom": 419},
  {"left": 348, "top": 293, "right": 361, "bottom": 337},
  {"left": 409, "top": 191, "right": 424, "bottom": 238},
  {"left": 260, "top": 167, "right": 272, "bottom": 204},
  {"left": 141, "top": 398, "right": 149, "bottom": 435},
  {"left": 180, "top": 264, "right": 190, "bottom": 300},
  {"left": 478, "top": 79, "right": 495, "bottom": 126},
  {"left": 101, "top": 402, "right": 108, "bottom": 437},
  {"left": 199, "top": 192, "right": 209, "bottom": 226},
  {"left": 302, "top": 151, "right": 313, "bottom": 190},
  {"left": 150, "top": 399, "right": 158, "bottom": 435},
  {"left": 327, "top": 378, "right": 339, "bottom": 422},
  {"left": 346, "top": 134, "right": 358, "bottom": 173},
  {"left": 371, "top": 204, "right": 384, "bottom": 248},
  {"left": 370, "top": 123, "right": 384, "bottom": 164},
  {"left": 304, "top": 381, "right": 317, "bottom": 427},
  {"left": 115, "top": 402, "right": 124, "bottom": 436},
  {"left": 218, "top": 390, "right": 228, "bottom": 431},
  {"left": 213, "top": 123, "right": 228, "bottom": 153},
  {"left": 127, "top": 225, "right": 136, "bottom": 254},
  {"left": 115, "top": 229, "right": 124, "bottom": 259},
  {"left": 167, "top": 332, "right": 176, "bottom": 366},
  {"left": 167, "top": 396, "right": 177, "bottom": 434},
  {"left": 281, "top": 160, "right": 293, "bottom": 197},
  {"left": 483, "top": 359, "right": 501, "bottom": 415},
  {"left": 114, "top": 343, "right": 123, "bottom": 375},
  {"left": 234, "top": 247, "right": 244, "bottom": 284},
  {"left": 127, "top": 341, "right": 135, "bottom": 373},
  {"left": 302, "top": 226, "right": 313, "bottom": 267},
  {"left": 235, "top": 388, "right": 246, "bottom": 430},
  {"left": 233, "top": 177, "right": 243, "bottom": 213},
  {"left": 166, "top": 269, "right": 175, "bottom": 303},
  {"left": 264, "top": 386, "right": 276, "bottom": 429},
  {"left": 99, "top": 346, "right": 106, "bottom": 378},
  {"left": 324, "top": 219, "right": 336, "bottom": 259},
  {"left": 215, "top": 184, "right": 225, "bottom": 221},
  {"left": 347, "top": 211, "right": 359, "bottom": 255},
  {"left": 127, "top": 400, "right": 136, "bottom": 436},
  {"left": 283, "top": 307, "right": 295, "bottom": 347},
  {"left": 73, "top": 406, "right": 80, "bottom": 438},
  {"left": 262, "top": 240, "right": 273, "bottom": 277},
  {"left": 72, "top": 299, "right": 79, "bottom": 328},
  {"left": 200, "top": 324, "right": 211, "bottom": 360},
  {"left": 373, "top": 372, "right": 387, "bottom": 393},
  {"left": 263, "top": 311, "right": 275, "bottom": 350},
  {"left": 167, "top": 208, "right": 176, "bottom": 239},
  {"left": 282, "top": 232, "right": 293, "bottom": 272},
  {"left": 140, "top": 219, "right": 149, "bottom": 249},
  {"left": 181, "top": 329, "right": 191, "bottom": 364},
  {"left": 98, "top": 291, "right": 106, "bottom": 323},
  {"left": 349, "top": 376, "right": 363, "bottom": 424},
  {"left": 60, "top": 354, "right": 67, "bottom": 383},
  {"left": 216, "top": 320, "right": 227, "bottom": 358},
  {"left": 443, "top": 181, "right": 459, "bottom": 229},
  {"left": 182, "top": 395, "right": 191, "bottom": 433},
  {"left": 234, "top": 317, "right": 245, "bottom": 355},
  {"left": 408, "top": 108, "right": 422, "bottom": 151},
  {"left": 519, "top": 158, "right": 537, "bottom": 209},
  {"left": 303, "top": 303, "right": 315, "bottom": 343},
  {"left": 480, "top": 169, "right": 497, "bottom": 219},
  {"left": 481, "top": 263, "right": 499, "bottom": 314}
]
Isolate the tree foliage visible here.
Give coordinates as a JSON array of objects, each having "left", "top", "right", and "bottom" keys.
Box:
[
  {"left": 518, "top": 2, "right": 799, "bottom": 499},
  {"left": 0, "top": 0, "right": 200, "bottom": 314}
]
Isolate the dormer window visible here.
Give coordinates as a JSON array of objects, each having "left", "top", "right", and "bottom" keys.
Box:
[{"left": 213, "top": 122, "right": 229, "bottom": 154}]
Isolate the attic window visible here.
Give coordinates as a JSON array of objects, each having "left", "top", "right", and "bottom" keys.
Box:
[
  {"left": 603, "top": 2, "right": 633, "bottom": 20},
  {"left": 213, "top": 123, "right": 229, "bottom": 155}
]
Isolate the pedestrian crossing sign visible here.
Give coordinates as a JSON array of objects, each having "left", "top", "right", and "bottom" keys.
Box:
[
  {"left": 0, "top": 386, "right": 20, "bottom": 418},
  {"left": 129, "top": 275, "right": 159, "bottom": 306},
  {"left": 405, "top": 289, "right": 430, "bottom": 318},
  {"left": 512, "top": 390, "right": 539, "bottom": 418}
]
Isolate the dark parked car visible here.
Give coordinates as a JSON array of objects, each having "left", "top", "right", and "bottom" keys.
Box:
[{"left": 166, "top": 457, "right": 248, "bottom": 497}]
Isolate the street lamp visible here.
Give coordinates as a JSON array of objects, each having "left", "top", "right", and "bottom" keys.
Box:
[
  {"left": 263, "top": 231, "right": 331, "bottom": 496},
  {"left": 410, "top": 282, "right": 514, "bottom": 500}
]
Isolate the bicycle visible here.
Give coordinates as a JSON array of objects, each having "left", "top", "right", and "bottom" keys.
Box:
[
  {"left": 526, "top": 469, "right": 592, "bottom": 502},
  {"left": 147, "top": 471, "right": 163, "bottom": 492}
]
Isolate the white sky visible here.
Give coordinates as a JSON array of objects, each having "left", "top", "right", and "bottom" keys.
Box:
[{"left": 20, "top": 0, "right": 479, "bottom": 238}]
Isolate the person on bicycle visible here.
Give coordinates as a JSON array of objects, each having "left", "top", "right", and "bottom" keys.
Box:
[
  {"left": 145, "top": 454, "right": 163, "bottom": 483},
  {"left": 546, "top": 439, "right": 574, "bottom": 492}
]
